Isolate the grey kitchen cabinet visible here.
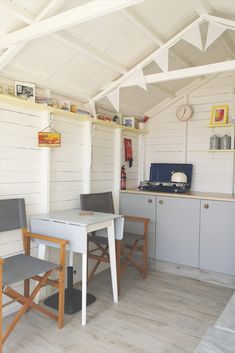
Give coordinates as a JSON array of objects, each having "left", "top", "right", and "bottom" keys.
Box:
[
  {"left": 119, "top": 193, "right": 156, "bottom": 258},
  {"left": 156, "top": 196, "right": 200, "bottom": 267},
  {"left": 200, "top": 200, "right": 235, "bottom": 276}
]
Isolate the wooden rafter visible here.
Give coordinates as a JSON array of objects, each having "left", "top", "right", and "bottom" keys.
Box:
[
  {"left": 92, "top": 16, "right": 203, "bottom": 102},
  {"left": 0, "top": 0, "right": 67, "bottom": 71},
  {"left": 145, "top": 60, "right": 235, "bottom": 84},
  {"left": 0, "top": 0, "right": 137, "bottom": 74},
  {"left": 122, "top": 7, "right": 193, "bottom": 68},
  {"left": 191, "top": 0, "right": 235, "bottom": 57},
  {"left": 0, "top": 0, "right": 143, "bottom": 49}
]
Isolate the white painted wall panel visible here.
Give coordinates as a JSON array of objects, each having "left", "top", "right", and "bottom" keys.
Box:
[
  {"left": 91, "top": 125, "right": 115, "bottom": 194},
  {"left": 146, "top": 73, "right": 235, "bottom": 193},
  {"left": 0, "top": 104, "right": 45, "bottom": 315},
  {"left": 122, "top": 131, "right": 139, "bottom": 189},
  {"left": 50, "top": 116, "right": 85, "bottom": 211}
]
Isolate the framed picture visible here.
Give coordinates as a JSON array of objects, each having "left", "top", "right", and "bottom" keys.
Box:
[
  {"left": 123, "top": 116, "right": 136, "bottom": 128},
  {"left": 15, "top": 81, "right": 35, "bottom": 102},
  {"left": 210, "top": 105, "right": 228, "bottom": 126}
]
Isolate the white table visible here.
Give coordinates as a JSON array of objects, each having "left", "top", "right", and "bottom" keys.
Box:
[{"left": 29, "top": 209, "right": 124, "bottom": 326}]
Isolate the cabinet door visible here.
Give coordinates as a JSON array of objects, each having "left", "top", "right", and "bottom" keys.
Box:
[
  {"left": 156, "top": 196, "right": 200, "bottom": 267},
  {"left": 119, "top": 193, "right": 156, "bottom": 258},
  {"left": 200, "top": 200, "right": 235, "bottom": 276}
]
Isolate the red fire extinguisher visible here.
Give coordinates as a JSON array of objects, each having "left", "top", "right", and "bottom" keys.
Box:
[{"left": 121, "top": 165, "right": 126, "bottom": 190}]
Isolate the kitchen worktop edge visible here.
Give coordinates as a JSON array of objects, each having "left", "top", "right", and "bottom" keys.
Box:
[{"left": 120, "top": 189, "right": 235, "bottom": 202}]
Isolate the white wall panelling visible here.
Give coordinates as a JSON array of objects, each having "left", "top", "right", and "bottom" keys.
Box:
[
  {"left": 147, "top": 73, "right": 235, "bottom": 193},
  {"left": 49, "top": 114, "right": 85, "bottom": 211},
  {"left": 0, "top": 102, "right": 46, "bottom": 316},
  {"left": 122, "top": 131, "right": 139, "bottom": 189},
  {"left": 91, "top": 124, "right": 116, "bottom": 195}
]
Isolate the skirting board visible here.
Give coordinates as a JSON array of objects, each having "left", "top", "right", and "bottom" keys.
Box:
[{"left": 149, "top": 258, "right": 235, "bottom": 289}]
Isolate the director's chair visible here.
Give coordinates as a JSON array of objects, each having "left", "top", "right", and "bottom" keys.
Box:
[{"left": 0, "top": 198, "right": 68, "bottom": 353}]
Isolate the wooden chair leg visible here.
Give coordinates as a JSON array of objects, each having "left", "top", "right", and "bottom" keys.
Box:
[
  {"left": 115, "top": 240, "right": 121, "bottom": 294},
  {"left": 58, "top": 244, "right": 66, "bottom": 329},
  {"left": 142, "top": 222, "right": 148, "bottom": 279},
  {"left": 0, "top": 259, "right": 3, "bottom": 353}
]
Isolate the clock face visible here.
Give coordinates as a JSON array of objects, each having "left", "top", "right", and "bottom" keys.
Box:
[{"left": 176, "top": 104, "right": 193, "bottom": 121}]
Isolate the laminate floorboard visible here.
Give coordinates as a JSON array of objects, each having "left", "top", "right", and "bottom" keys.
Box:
[{"left": 3, "top": 268, "right": 234, "bottom": 353}]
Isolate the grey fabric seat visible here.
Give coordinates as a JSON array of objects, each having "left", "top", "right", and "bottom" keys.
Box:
[
  {"left": 0, "top": 198, "right": 68, "bottom": 351},
  {"left": 3, "top": 254, "right": 59, "bottom": 287}
]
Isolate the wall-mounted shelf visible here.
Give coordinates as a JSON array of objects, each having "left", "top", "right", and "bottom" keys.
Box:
[
  {"left": 208, "top": 149, "right": 235, "bottom": 152},
  {"left": 0, "top": 93, "right": 147, "bottom": 135},
  {"left": 210, "top": 124, "right": 235, "bottom": 128}
]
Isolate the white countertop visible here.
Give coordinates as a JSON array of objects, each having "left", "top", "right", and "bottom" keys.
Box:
[{"left": 120, "top": 189, "right": 235, "bottom": 202}]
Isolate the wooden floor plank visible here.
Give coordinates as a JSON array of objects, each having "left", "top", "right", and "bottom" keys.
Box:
[{"left": 3, "top": 268, "right": 233, "bottom": 353}]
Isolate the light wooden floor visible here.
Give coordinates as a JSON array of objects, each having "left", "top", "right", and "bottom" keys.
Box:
[{"left": 3, "top": 268, "right": 234, "bottom": 353}]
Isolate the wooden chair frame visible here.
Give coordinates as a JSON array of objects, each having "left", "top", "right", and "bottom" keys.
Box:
[
  {"left": 88, "top": 215, "right": 149, "bottom": 288},
  {"left": 0, "top": 228, "right": 68, "bottom": 353}
]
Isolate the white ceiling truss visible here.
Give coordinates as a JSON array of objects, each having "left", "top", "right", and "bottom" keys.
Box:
[
  {"left": 0, "top": 0, "right": 235, "bottom": 116},
  {"left": 91, "top": 13, "right": 235, "bottom": 110},
  {"left": 0, "top": 0, "right": 144, "bottom": 49}
]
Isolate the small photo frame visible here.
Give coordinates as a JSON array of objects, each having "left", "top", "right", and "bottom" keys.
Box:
[
  {"left": 123, "top": 116, "right": 136, "bottom": 128},
  {"left": 15, "top": 81, "right": 35, "bottom": 102},
  {"left": 210, "top": 105, "right": 228, "bottom": 126}
]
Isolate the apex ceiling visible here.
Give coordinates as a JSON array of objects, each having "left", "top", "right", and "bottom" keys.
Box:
[{"left": 0, "top": 0, "right": 235, "bottom": 116}]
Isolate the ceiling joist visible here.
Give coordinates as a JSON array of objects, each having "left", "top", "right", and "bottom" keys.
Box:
[
  {"left": 92, "top": 16, "right": 203, "bottom": 102},
  {"left": 191, "top": 0, "right": 235, "bottom": 57},
  {"left": 0, "top": 0, "right": 143, "bottom": 49},
  {"left": 145, "top": 60, "right": 235, "bottom": 84},
  {"left": 0, "top": 0, "right": 67, "bottom": 71},
  {"left": 122, "top": 7, "right": 193, "bottom": 68}
]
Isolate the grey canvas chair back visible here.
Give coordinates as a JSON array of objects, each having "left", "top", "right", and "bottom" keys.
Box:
[
  {"left": 80, "top": 192, "right": 115, "bottom": 214},
  {"left": 0, "top": 198, "right": 27, "bottom": 232}
]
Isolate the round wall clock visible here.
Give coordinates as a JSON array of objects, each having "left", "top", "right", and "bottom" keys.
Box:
[{"left": 176, "top": 104, "right": 193, "bottom": 121}]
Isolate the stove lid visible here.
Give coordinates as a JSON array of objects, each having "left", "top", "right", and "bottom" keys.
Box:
[{"left": 149, "top": 163, "right": 193, "bottom": 187}]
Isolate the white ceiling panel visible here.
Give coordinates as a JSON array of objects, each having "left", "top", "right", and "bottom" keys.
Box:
[{"left": 0, "top": 0, "right": 234, "bottom": 115}]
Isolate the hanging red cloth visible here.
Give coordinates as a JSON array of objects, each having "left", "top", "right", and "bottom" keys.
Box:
[{"left": 124, "top": 138, "right": 133, "bottom": 167}]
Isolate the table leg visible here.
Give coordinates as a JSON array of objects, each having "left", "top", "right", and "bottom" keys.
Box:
[
  {"left": 82, "top": 252, "right": 87, "bottom": 326},
  {"left": 107, "top": 220, "right": 118, "bottom": 303}
]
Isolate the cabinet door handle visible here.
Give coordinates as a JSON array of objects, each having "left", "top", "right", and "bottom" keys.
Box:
[
  {"left": 204, "top": 204, "right": 209, "bottom": 209},
  {"left": 159, "top": 200, "right": 164, "bottom": 205},
  {"left": 148, "top": 199, "right": 153, "bottom": 203}
]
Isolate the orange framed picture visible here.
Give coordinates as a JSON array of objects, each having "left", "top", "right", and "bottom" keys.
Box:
[
  {"left": 210, "top": 105, "right": 228, "bottom": 126},
  {"left": 38, "top": 132, "right": 61, "bottom": 147}
]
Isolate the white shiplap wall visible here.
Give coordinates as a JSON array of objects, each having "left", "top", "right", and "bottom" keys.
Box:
[
  {"left": 0, "top": 103, "right": 46, "bottom": 314},
  {"left": 91, "top": 125, "right": 116, "bottom": 194},
  {"left": 146, "top": 73, "right": 235, "bottom": 193},
  {"left": 122, "top": 131, "right": 139, "bottom": 189},
  {"left": 50, "top": 116, "right": 85, "bottom": 211}
]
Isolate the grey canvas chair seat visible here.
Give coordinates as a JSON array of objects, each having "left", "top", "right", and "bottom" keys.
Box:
[
  {"left": 2, "top": 254, "right": 59, "bottom": 287},
  {"left": 0, "top": 198, "right": 68, "bottom": 352}
]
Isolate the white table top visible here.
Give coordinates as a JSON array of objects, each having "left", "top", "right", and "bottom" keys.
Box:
[{"left": 29, "top": 209, "right": 122, "bottom": 227}]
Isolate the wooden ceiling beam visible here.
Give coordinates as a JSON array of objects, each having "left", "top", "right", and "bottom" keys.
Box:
[
  {"left": 53, "top": 32, "right": 128, "bottom": 74},
  {"left": 92, "top": 16, "right": 203, "bottom": 102},
  {"left": 0, "top": 0, "right": 143, "bottom": 49},
  {"left": 122, "top": 7, "right": 192, "bottom": 68},
  {"left": 0, "top": 0, "right": 127, "bottom": 74},
  {"left": 191, "top": 1, "right": 235, "bottom": 57},
  {"left": 145, "top": 60, "right": 235, "bottom": 84}
]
